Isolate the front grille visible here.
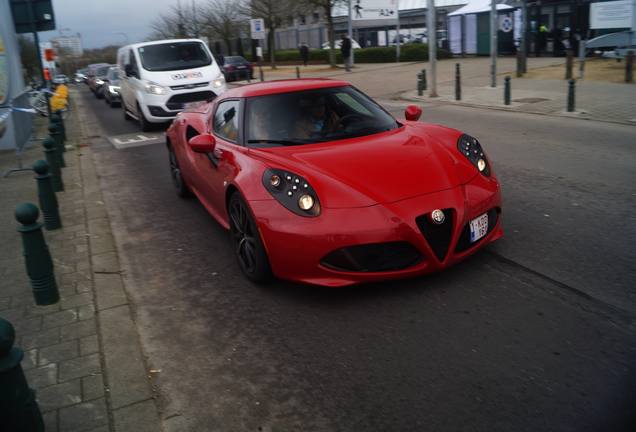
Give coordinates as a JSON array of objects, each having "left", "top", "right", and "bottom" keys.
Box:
[
  {"left": 321, "top": 242, "right": 422, "bottom": 273},
  {"left": 415, "top": 209, "right": 454, "bottom": 262},
  {"left": 147, "top": 105, "right": 175, "bottom": 117},
  {"left": 454, "top": 208, "right": 499, "bottom": 253},
  {"left": 166, "top": 91, "right": 216, "bottom": 110},
  {"left": 169, "top": 81, "right": 209, "bottom": 90}
]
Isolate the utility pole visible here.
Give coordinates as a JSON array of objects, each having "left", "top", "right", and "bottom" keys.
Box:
[
  {"left": 396, "top": 0, "right": 401, "bottom": 62},
  {"left": 348, "top": 0, "right": 354, "bottom": 66},
  {"left": 520, "top": 0, "right": 527, "bottom": 73},
  {"left": 490, "top": 0, "right": 498, "bottom": 87},
  {"left": 427, "top": 0, "right": 437, "bottom": 97}
]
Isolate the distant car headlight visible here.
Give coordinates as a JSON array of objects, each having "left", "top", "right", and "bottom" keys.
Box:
[
  {"left": 262, "top": 168, "right": 321, "bottom": 217},
  {"left": 95, "top": 78, "right": 104, "bottom": 85},
  {"left": 145, "top": 82, "right": 167, "bottom": 95},
  {"left": 457, "top": 134, "right": 490, "bottom": 176},
  {"left": 213, "top": 77, "right": 225, "bottom": 88},
  {"left": 108, "top": 85, "right": 120, "bottom": 94}
]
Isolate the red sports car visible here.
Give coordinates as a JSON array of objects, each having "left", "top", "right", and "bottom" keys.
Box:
[{"left": 165, "top": 79, "right": 502, "bottom": 287}]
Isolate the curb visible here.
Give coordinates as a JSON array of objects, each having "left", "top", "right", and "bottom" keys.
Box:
[{"left": 72, "top": 88, "right": 164, "bottom": 432}]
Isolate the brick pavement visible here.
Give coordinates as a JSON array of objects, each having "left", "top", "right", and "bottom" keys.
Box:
[{"left": 0, "top": 91, "right": 161, "bottom": 431}]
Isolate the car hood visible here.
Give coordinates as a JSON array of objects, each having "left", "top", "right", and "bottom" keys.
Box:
[{"left": 252, "top": 124, "right": 472, "bottom": 209}]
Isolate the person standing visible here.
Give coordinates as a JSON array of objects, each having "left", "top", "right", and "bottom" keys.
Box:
[
  {"left": 299, "top": 43, "right": 309, "bottom": 66},
  {"left": 341, "top": 35, "right": 352, "bottom": 72}
]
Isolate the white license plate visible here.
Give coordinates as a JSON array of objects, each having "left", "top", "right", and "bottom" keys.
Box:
[{"left": 469, "top": 213, "right": 489, "bottom": 243}]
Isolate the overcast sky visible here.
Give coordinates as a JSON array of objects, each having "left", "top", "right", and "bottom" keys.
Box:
[{"left": 40, "top": 0, "right": 182, "bottom": 48}]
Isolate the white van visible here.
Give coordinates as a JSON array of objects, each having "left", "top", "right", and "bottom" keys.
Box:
[{"left": 117, "top": 39, "right": 227, "bottom": 131}]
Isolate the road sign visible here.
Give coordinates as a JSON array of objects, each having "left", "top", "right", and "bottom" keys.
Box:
[
  {"left": 250, "top": 18, "right": 265, "bottom": 40},
  {"left": 500, "top": 16, "right": 513, "bottom": 33},
  {"left": 590, "top": 0, "right": 633, "bottom": 29},
  {"left": 352, "top": 0, "right": 398, "bottom": 21},
  {"left": 10, "top": 0, "right": 56, "bottom": 33}
]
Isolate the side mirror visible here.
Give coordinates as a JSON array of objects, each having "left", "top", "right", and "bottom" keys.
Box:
[
  {"left": 124, "top": 64, "right": 135, "bottom": 78},
  {"left": 405, "top": 105, "right": 422, "bottom": 121},
  {"left": 188, "top": 133, "right": 216, "bottom": 153}
]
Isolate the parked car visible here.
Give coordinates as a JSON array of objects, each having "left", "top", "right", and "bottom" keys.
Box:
[
  {"left": 75, "top": 69, "right": 88, "bottom": 83},
  {"left": 103, "top": 66, "right": 121, "bottom": 107},
  {"left": 165, "top": 79, "right": 502, "bottom": 286},
  {"left": 221, "top": 56, "right": 254, "bottom": 82},
  {"left": 89, "top": 65, "right": 112, "bottom": 98},
  {"left": 53, "top": 74, "right": 69, "bottom": 84},
  {"left": 117, "top": 38, "right": 227, "bottom": 131},
  {"left": 321, "top": 39, "right": 361, "bottom": 50},
  {"left": 86, "top": 62, "right": 110, "bottom": 87}
]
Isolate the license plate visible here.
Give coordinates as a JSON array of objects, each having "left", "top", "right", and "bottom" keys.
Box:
[
  {"left": 236, "top": 66, "right": 246, "bottom": 69},
  {"left": 469, "top": 213, "right": 489, "bottom": 243}
]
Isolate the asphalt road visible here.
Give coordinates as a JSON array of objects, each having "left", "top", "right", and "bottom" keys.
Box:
[{"left": 78, "top": 85, "right": 636, "bottom": 432}]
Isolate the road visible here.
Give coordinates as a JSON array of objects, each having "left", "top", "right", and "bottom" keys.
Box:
[{"left": 77, "top": 85, "right": 636, "bottom": 432}]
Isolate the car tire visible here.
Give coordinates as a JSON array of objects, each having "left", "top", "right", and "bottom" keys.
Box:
[
  {"left": 228, "top": 193, "right": 272, "bottom": 283},
  {"left": 137, "top": 103, "right": 152, "bottom": 132},
  {"left": 168, "top": 146, "right": 191, "bottom": 198}
]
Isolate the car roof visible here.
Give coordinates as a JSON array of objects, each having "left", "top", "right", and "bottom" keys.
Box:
[
  {"left": 123, "top": 39, "right": 206, "bottom": 50},
  {"left": 222, "top": 79, "right": 352, "bottom": 98}
]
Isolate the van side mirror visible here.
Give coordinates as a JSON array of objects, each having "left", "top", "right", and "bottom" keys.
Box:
[
  {"left": 124, "top": 64, "right": 136, "bottom": 78},
  {"left": 405, "top": 105, "right": 422, "bottom": 121},
  {"left": 188, "top": 133, "right": 216, "bottom": 153}
]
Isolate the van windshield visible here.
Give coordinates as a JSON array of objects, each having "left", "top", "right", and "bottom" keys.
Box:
[{"left": 137, "top": 42, "right": 212, "bottom": 72}]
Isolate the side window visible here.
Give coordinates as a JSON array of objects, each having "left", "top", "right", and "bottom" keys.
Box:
[
  {"left": 213, "top": 100, "right": 240, "bottom": 143},
  {"left": 128, "top": 50, "right": 138, "bottom": 75}
]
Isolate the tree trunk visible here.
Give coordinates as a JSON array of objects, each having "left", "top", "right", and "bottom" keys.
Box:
[
  {"left": 326, "top": 8, "right": 336, "bottom": 67},
  {"left": 268, "top": 25, "right": 277, "bottom": 69},
  {"left": 224, "top": 38, "right": 232, "bottom": 55}
]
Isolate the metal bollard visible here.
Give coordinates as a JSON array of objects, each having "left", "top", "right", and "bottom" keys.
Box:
[
  {"left": 516, "top": 50, "right": 523, "bottom": 77},
  {"left": 15, "top": 203, "right": 60, "bottom": 306},
  {"left": 626, "top": 50, "right": 634, "bottom": 83},
  {"left": 565, "top": 49, "right": 573, "bottom": 80},
  {"left": 421, "top": 69, "right": 427, "bottom": 91},
  {"left": 567, "top": 79, "right": 576, "bottom": 112},
  {"left": 296, "top": 66, "right": 300, "bottom": 79},
  {"left": 42, "top": 138, "right": 64, "bottom": 192},
  {"left": 455, "top": 63, "right": 461, "bottom": 101},
  {"left": 47, "top": 124, "right": 65, "bottom": 168},
  {"left": 504, "top": 76, "right": 511, "bottom": 105},
  {"left": 33, "top": 160, "right": 62, "bottom": 230},
  {"left": 417, "top": 72, "right": 423, "bottom": 96},
  {"left": 50, "top": 112, "right": 66, "bottom": 145},
  {"left": 259, "top": 66, "right": 264, "bottom": 82},
  {"left": 0, "top": 318, "right": 45, "bottom": 432}
]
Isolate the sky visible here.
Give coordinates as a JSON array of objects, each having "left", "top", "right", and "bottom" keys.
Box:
[{"left": 40, "top": 0, "right": 182, "bottom": 48}]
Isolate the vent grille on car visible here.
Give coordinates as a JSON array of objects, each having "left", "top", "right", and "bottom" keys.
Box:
[{"left": 415, "top": 209, "right": 454, "bottom": 262}]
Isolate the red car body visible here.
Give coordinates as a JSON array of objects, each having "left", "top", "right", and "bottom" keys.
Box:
[{"left": 166, "top": 79, "right": 502, "bottom": 287}]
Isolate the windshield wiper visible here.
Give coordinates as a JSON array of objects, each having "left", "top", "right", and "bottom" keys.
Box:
[{"left": 247, "top": 139, "right": 307, "bottom": 146}]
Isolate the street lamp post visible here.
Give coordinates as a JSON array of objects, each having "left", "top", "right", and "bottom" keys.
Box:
[{"left": 490, "top": 0, "right": 498, "bottom": 87}]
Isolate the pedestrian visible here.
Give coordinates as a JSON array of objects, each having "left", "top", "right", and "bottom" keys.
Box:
[
  {"left": 341, "top": 34, "right": 352, "bottom": 72},
  {"left": 299, "top": 43, "right": 309, "bottom": 67}
]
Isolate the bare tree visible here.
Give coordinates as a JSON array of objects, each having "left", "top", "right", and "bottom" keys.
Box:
[
  {"left": 298, "top": 0, "right": 345, "bottom": 67},
  {"left": 200, "top": 0, "right": 245, "bottom": 56},
  {"left": 148, "top": 3, "right": 201, "bottom": 40}
]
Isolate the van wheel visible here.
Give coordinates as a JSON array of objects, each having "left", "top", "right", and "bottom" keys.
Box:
[{"left": 137, "top": 103, "right": 152, "bottom": 132}]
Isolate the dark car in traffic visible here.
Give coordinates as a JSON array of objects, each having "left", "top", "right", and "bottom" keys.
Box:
[
  {"left": 103, "top": 66, "right": 121, "bottom": 107},
  {"left": 221, "top": 56, "right": 254, "bottom": 82},
  {"left": 88, "top": 65, "right": 112, "bottom": 98}
]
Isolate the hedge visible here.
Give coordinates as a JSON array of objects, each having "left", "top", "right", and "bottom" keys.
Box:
[{"left": 247, "top": 44, "right": 451, "bottom": 64}]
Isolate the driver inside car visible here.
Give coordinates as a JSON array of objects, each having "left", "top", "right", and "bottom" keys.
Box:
[{"left": 295, "top": 95, "right": 339, "bottom": 139}]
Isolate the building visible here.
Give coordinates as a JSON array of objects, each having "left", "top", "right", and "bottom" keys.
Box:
[{"left": 51, "top": 34, "right": 83, "bottom": 57}]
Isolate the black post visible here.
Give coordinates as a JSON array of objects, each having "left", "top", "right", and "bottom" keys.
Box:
[
  {"left": 48, "top": 124, "right": 65, "bottom": 168},
  {"left": 516, "top": 50, "right": 523, "bottom": 77},
  {"left": 296, "top": 66, "right": 300, "bottom": 78},
  {"left": 567, "top": 79, "right": 576, "bottom": 112},
  {"left": 259, "top": 65, "right": 264, "bottom": 82},
  {"left": 42, "top": 138, "right": 63, "bottom": 192},
  {"left": 504, "top": 76, "right": 511, "bottom": 105},
  {"left": 455, "top": 63, "right": 461, "bottom": 101},
  {"left": 33, "top": 160, "right": 62, "bottom": 230},
  {"left": 417, "top": 72, "right": 423, "bottom": 96},
  {"left": 626, "top": 50, "right": 634, "bottom": 83},
  {"left": 421, "top": 69, "right": 427, "bottom": 91},
  {"left": 565, "top": 49, "right": 573, "bottom": 80}
]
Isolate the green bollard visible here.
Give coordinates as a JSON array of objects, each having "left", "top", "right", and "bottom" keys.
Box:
[
  {"left": 0, "top": 318, "right": 45, "bottom": 432},
  {"left": 47, "top": 124, "right": 65, "bottom": 168},
  {"left": 421, "top": 69, "right": 427, "bottom": 91},
  {"left": 42, "top": 138, "right": 64, "bottom": 192},
  {"left": 33, "top": 160, "right": 62, "bottom": 230},
  {"left": 455, "top": 63, "right": 461, "bottom": 101},
  {"left": 504, "top": 76, "right": 511, "bottom": 105},
  {"left": 50, "top": 112, "right": 66, "bottom": 146},
  {"left": 567, "top": 79, "right": 576, "bottom": 112},
  {"left": 417, "top": 72, "right": 423, "bottom": 96},
  {"left": 15, "top": 203, "right": 60, "bottom": 306}
]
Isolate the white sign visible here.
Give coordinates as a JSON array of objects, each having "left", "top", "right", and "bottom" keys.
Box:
[
  {"left": 250, "top": 18, "right": 266, "bottom": 40},
  {"left": 590, "top": 0, "right": 633, "bottom": 29},
  {"left": 352, "top": 0, "right": 398, "bottom": 21},
  {"left": 500, "top": 15, "right": 513, "bottom": 33}
]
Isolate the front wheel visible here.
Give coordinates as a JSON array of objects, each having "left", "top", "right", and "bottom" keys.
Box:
[
  {"left": 137, "top": 103, "right": 152, "bottom": 132},
  {"left": 228, "top": 193, "right": 272, "bottom": 283},
  {"left": 168, "top": 146, "right": 191, "bottom": 198}
]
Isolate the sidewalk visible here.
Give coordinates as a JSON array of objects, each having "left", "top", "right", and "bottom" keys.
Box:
[{"left": 0, "top": 93, "right": 161, "bottom": 431}]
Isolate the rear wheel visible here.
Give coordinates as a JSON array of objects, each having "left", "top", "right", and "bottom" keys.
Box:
[
  {"left": 168, "top": 146, "right": 191, "bottom": 198},
  {"left": 228, "top": 193, "right": 272, "bottom": 283}
]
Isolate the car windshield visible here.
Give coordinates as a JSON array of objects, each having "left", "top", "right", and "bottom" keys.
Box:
[
  {"left": 96, "top": 66, "right": 110, "bottom": 77},
  {"left": 107, "top": 68, "right": 119, "bottom": 81},
  {"left": 246, "top": 86, "right": 399, "bottom": 147},
  {"left": 225, "top": 57, "right": 246, "bottom": 64},
  {"left": 138, "top": 42, "right": 212, "bottom": 72}
]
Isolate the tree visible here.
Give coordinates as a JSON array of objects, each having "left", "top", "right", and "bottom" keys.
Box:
[
  {"left": 200, "top": 0, "right": 245, "bottom": 56},
  {"left": 148, "top": 3, "right": 201, "bottom": 40},
  {"left": 298, "top": 0, "right": 345, "bottom": 67},
  {"left": 17, "top": 35, "right": 39, "bottom": 82}
]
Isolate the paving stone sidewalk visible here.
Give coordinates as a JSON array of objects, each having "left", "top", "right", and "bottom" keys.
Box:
[{"left": 0, "top": 91, "right": 161, "bottom": 431}]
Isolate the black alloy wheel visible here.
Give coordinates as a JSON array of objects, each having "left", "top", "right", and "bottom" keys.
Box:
[
  {"left": 168, "top": 147, "right": 190, "bottom": 198},
  {"left": 228, "top": 193, "right": 271, "bottom": 283}
]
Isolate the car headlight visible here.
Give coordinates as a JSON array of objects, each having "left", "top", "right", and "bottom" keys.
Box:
[
  {"left": 457, "top": 134, "right": 490, "bottom": 176},
  {"left": 108, "top": 86, "right": 120, "bottom": 94},
  {"left": 213, "top": 77, "right": 225, "bottom": 88},
  {"left": 95, "top": 79, "right": 104, "bottom": 85},
  {"left": 145, "top": 82, "right": 167, "bottom": 95},
  {"left": 262, "top": 168, "right": 321, "bottom": 217}
]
